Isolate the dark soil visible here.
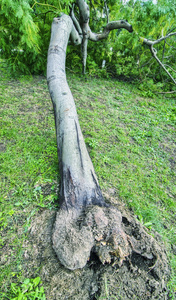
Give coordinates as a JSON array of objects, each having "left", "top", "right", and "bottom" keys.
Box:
[{"left": 22, "top": 195, "right": 171, "bottom": 300}]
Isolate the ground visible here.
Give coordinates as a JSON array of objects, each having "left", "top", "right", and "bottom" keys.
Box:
[
  {"left": 0, "top": 65, "right": 175, "bottom": 299},
  {"left": 22, "top": 193, "right": 170, "bottom": 300}
]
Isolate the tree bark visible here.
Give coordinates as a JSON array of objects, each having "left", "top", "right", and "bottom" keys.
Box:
[
  {"left": 88, "top": 20, "right": 133, "bottom": 41},
  {"left": 47, "top": 15, "right": 106, "bottom": 214},
  {"left": 47, "top": 15, "right": 132, "bottom": 271},
  {"left": 46, "top": 14, "right": 170, "bottom": 273}
]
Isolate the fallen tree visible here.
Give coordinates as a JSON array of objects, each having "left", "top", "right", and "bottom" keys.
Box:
[
  {"left": 47, "top": 7, "right": 133, "bottom": 270},
  {"left": 47, "top": 1, "right": 171, "bottom": 276}
]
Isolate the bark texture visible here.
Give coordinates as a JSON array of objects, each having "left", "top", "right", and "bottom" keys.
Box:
[
  {"left": 47, "top": 15, "right": 170, "bottom": 273},
  {"left": 47, "top": 15, "right": 133, "bottom": 270},
  {"left": 47, "top": 15, "right": 106, "bottom": 213}
]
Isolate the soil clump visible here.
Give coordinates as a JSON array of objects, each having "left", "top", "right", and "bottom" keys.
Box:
[{"left": 23, "top": 196, "right": 170, "bottom": 300}]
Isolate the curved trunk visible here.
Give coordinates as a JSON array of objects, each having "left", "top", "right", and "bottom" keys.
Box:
[
  {"left": 46, "top": 14, "right": 169, "bottom": 273},
  {"left": 47, "top": 15, "right": 106, "bottom": 214}
]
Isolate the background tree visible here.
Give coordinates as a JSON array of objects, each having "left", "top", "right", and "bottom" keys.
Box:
[
  {"left": 107, "top": 0, "right": 176, "bottom": 91},
  {"left": 0, "top": 0, "right": 175, "bottom": 92},
  {"left": 0, "top": 0, "right": 73, "bottom": 73}
]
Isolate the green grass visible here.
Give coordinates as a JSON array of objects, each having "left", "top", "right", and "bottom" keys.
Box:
[{"left": 0, "top": 59, "right": 176, "bottom": 299}]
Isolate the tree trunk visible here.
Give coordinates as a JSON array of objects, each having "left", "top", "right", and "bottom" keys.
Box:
[
  {"left": 47, "top": 15, "right": 106, "bottom": 214},
  {"left": 46, "top": 15, "right": 170, "bottom": 274},
  {"left": 46, "top": 14, "right": 133, "bottom": 272},
  {"left": 46, "top": 15, "right": 131, "bottom": 271}
]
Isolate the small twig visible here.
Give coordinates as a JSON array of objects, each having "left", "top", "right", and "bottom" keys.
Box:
[
  {"left": 142, "top": 31, "right": 176, "bottom": 46},
  {"left": 167, "top": 26, "right": 176, "bottom": 34},
  {"left": 104, "top": 0, "right": 109, "bottom": 23},
  {"left": 32, "top": 1, "right": 58, "bottom": 10},
  {"left": 163, "top": 55, "right": 174, "bottom": 59},
  {"left": 93, "top": 0, "right": 104, "bottom": 9},
  {"left": 33, "top": 10, "right": 55, "bottom": 18},
  {"left": 163, "top": 64, "right": 176, "bottom": 74},
  {"left": 157, "top": 91, "right": 176, "bottom": 94},
  {"left": 141, "top": 56, "right": 154, "bottom": 68},
  {"left": 150, "top": 45, "right": 176, "bottom": 85},
  {"left": 161, "top": 41, "right": 166, "bottom": 63},
  {"left": 165, "top": 40, "right": 176, "bottom": 50}
]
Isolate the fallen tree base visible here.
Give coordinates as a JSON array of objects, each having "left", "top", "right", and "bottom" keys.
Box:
[
  {"left": 21, "top": 195, "right": 171, "bottom": 300},
  {"left": 52, "top": 205, "right": 132, "bottom": 270}
]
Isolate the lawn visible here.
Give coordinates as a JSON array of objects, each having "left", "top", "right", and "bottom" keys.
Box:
[{"left": 0, "top": 60, "right": 176, "bottom": 299}]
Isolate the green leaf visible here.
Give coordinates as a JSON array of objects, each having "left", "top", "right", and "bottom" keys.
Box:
[{"left": 33, "top": 277, "right": 41, "bottom": 287}]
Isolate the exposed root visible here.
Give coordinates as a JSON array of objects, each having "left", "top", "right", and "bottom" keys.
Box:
[
  {"left": 22, "top": 205, "right": 170, "bottom": 299},
  {"left": 52, "top": 205, "right": 169, "bottom": 275}
]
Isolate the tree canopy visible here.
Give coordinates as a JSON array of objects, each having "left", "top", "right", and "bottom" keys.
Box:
[{"left": 0, "top": 0, "right": 175, "bottom": 91}]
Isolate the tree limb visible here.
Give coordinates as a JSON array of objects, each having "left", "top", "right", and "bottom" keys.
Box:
[
  {"left": 88, "top": 20, "right": 133, "bottom": 42},
  {"left": 163, "top": 64, "right": 176, "bottom": 74},
  {"left": 104, "top": 0, "right": 109, "bottom": 24},
  {"left": 142, "top": 32, "right": 176, "bottom": 85},
  {"left": 70, "top": 22, "right": 82, "bottom": 45},
  {"left": 70, "top": 4, "right": 83, "bottom": 39},
  {"left": 149, "top": 45, "right": 176, "bottom": 85},
  {"left": 157, "top": 90, "right": 176, "bottom": 94},
  {"left": 76, "top": 0, "right": 90, "bottom": 74},
  {"left": 74, "top": 0, "right": 133, "bottom": 74},
  {"left": 142, "top": 32, "right": 176, "bottom": 46}
]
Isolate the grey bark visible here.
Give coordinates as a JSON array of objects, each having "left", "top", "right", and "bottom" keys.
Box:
[
  {"left": 47, "top": 14, "right": 135, "bottom": 270},
  {"left": 71, "top": 0, "right": 133, "bottom": 73},
  {"left": 46, "top": 12, "right": 170, "bottom": 272},
  {"left": 47, "top": 15, "right": 106, "bottom": 213},
  {"left": 88, "top": 20, "right": 133, "bottom": 41},
  {"left": 46, "top": 2, "right": 134, "bottom": 269},
  {"left": 76, "top": 0, "right": 90, "bottom": 74}
]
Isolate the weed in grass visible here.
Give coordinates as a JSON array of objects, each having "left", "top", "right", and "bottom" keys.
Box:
[{"left": 0, "top": 277, "right": 46, "bottom": 300}]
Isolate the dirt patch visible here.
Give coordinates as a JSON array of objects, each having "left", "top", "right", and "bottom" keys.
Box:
[
  {"left": 0, "top": 143, "right": 6, "bottom": 153},
  {"left": 22, "top": 196, "right": 170, "bottom": 300}
]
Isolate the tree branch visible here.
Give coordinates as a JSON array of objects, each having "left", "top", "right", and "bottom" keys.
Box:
[
  {"left": 142, "top": 32, "right": 176, "bottom": 85},
  {"left": 163, "top": 64, "right": 176, "bottom": 74},
  {"left": 70, "top": 4, "right": 83, "bottom": 38},
  {"left": 157, "top": 90, "right": 176, "bottom": 94},
  {"left": 70, "top": 22, "right": 82, "bottom": 45},
  {"left": 149, "top": 45, "right": 176, "bottom": 85},
  {"left": 104, "top": 0, "right": 109, "bottom": 24},
  {"left": 142, "top": 32, "right": 176, "bottom": 46},
  {"left": 88, "top": 20, "right": 133, "bottom": 42},
  {"left": 76, "top": 0, "right": 90, "bottom": 74},
  {"left": 72, "top": 0, "right": 133, "bottom": 74}
]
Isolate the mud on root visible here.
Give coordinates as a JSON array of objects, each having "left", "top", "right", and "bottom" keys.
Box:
[{"left": 22, "top": 203, "right": 170, "bottom": 300}]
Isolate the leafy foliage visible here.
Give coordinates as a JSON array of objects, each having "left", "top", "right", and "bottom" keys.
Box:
[
  {"left": 86, "top": 0, "right": 176, "bottom": 90},
  {"left": 1, "top": 277, "right": 46, "bottom": 300},
  {"left": 0, "top": 0, "right": 73, "bottom": 74},
  {"left": 0, "top": 0, "right": 175, "bottom": 86}
]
